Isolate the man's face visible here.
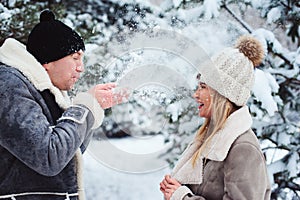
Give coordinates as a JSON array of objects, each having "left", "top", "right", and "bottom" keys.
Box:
[{"left": 43, "top": 50, "right": 84, "bottom": 90}]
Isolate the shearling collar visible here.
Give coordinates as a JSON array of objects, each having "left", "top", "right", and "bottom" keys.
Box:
[
  {"left": 0, "top": 38, "right": 70, "bottom": 109},
  {"left": 171, "top": 106, "right": 252, "bottom": 184},
  {"left": 203, "top": 105, "right": 252, "bottom": 161}
]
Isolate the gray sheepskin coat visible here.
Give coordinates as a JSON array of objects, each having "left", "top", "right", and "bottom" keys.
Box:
[{"left": 0, "top": 38, "right": 104, "bottom": 200}]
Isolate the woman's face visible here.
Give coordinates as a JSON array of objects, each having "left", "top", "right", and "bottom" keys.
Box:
[{"left": 193, "top": 82, "right": 212, "bottom": 118}]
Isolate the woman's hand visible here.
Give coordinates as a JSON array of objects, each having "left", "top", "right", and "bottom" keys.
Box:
[
  {"left": 160, "top": 175, "right": 182, "bottom": 200},
  {"left": 88, "top": 83, "right": 129, "bottom": 109}
]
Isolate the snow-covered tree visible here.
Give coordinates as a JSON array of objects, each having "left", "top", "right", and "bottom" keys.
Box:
[
  {"left": 0, "top": 0, "right": 66, "bottom": 45},
  {"left": 159, "top": 1, "right": 300, "bottom": 199}
]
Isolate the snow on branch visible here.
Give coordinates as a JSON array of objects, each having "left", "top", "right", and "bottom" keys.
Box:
[{"left": 221, "top": 3, "right": 294, "bottom": 68}]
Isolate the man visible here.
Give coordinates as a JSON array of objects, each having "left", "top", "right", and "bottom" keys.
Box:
[{"left": 0, "top": 9, "right": 122, "bottom": 200}]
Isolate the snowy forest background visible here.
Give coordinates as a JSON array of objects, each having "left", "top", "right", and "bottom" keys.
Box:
[{"left": 0, "top": 0, "right": 299, "bottom": 199}]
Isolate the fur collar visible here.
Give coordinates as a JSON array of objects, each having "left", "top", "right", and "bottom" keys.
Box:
[
  {"left": 202, "top": 105, "right": 252, "bottom": 161},
  {"left": 171, "top": 106, "right": 252, "bottom": 184},
  {"left": 0, "top": 38, "right": 70, "bottom": 109}
]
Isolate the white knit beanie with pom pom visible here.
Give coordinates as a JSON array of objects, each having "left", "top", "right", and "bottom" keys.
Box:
[{"left": 200, "top": 35, "right": 265, "bottom": 106}]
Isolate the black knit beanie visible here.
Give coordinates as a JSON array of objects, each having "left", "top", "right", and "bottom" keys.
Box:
[{"left": 26, "top": 9, "right": 85, "bottom": 64}]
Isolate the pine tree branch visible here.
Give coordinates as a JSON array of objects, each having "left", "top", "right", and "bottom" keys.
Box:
[
  {"left": 280, "top": 2, "right": 292, "bottom": 10},
  {"left": 221, "top": 4, "right": 252, "bottom": 33},
  {"left": 272, "top": 52, "right": 293, "bottom": 66},
  {"left": 221, "top": 2, "right": 294, "bottom": 68}
]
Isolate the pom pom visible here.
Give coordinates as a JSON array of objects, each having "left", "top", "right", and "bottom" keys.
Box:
[
  {"left": 40, "top": 9, "right": 55, "bottom": 22},
  {"left": 235, "top": 35, "right": 264, "bottom": 67}
]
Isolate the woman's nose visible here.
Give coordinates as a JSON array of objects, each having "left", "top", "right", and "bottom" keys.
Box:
[{"left": 193, "top": 91, "right": 199, "bottom": 99}]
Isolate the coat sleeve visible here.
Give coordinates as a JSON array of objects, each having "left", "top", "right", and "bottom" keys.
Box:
[
  {"left": 171, "top": 186, "right": 206, "bottom": 200},
  {"left": 0, "top": 70, "right": 103, "bottom": 176},
  {"left": 223, "top": 142, "right": 270, "bottom": 200}
]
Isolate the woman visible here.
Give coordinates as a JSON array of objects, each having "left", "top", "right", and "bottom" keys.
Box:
[{"left": 160, "top": 36, "right": 271, "bottom": 200}]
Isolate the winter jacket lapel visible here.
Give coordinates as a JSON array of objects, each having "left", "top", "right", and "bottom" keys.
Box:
[
  {"left": 0, "top": 38, "right": 70, "bottom": 109},
  {"left": 171, "top": 140, "right": 204, "bottom": 184},
  {"left": 171, "top": 106, "right": 252, "bottom": 185},
  {"left": 203, "top": 106, "right": 252, "bottom": 161}
]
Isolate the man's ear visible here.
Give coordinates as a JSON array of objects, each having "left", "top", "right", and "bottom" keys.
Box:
[{"left": 42, "top": 63, "right": 50, "bottom": 71}]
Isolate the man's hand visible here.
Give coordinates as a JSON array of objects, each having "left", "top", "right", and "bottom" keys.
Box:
[{"left": 88, "top": 83, "right": 129, "bottom": 109}]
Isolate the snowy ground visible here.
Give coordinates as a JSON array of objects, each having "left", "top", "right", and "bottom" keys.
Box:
[{"left": 83, "top": 135, "right": 171, "bottom": 200}]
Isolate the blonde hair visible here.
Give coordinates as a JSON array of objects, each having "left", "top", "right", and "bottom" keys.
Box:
[{"left": 192, "top": 87, "right": 239, "bottom": 167}]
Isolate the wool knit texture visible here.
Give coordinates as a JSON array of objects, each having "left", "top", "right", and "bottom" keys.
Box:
[
  {"left": 201, "top": 47, "right": 255, "bottom": 106},
  {"left": 26, "top": 10, "right": 85, "bottom": 64}
]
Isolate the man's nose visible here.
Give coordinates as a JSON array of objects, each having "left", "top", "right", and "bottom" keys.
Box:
[{"left": 76, "top": 65, "right": 84, "bottom": 72}]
